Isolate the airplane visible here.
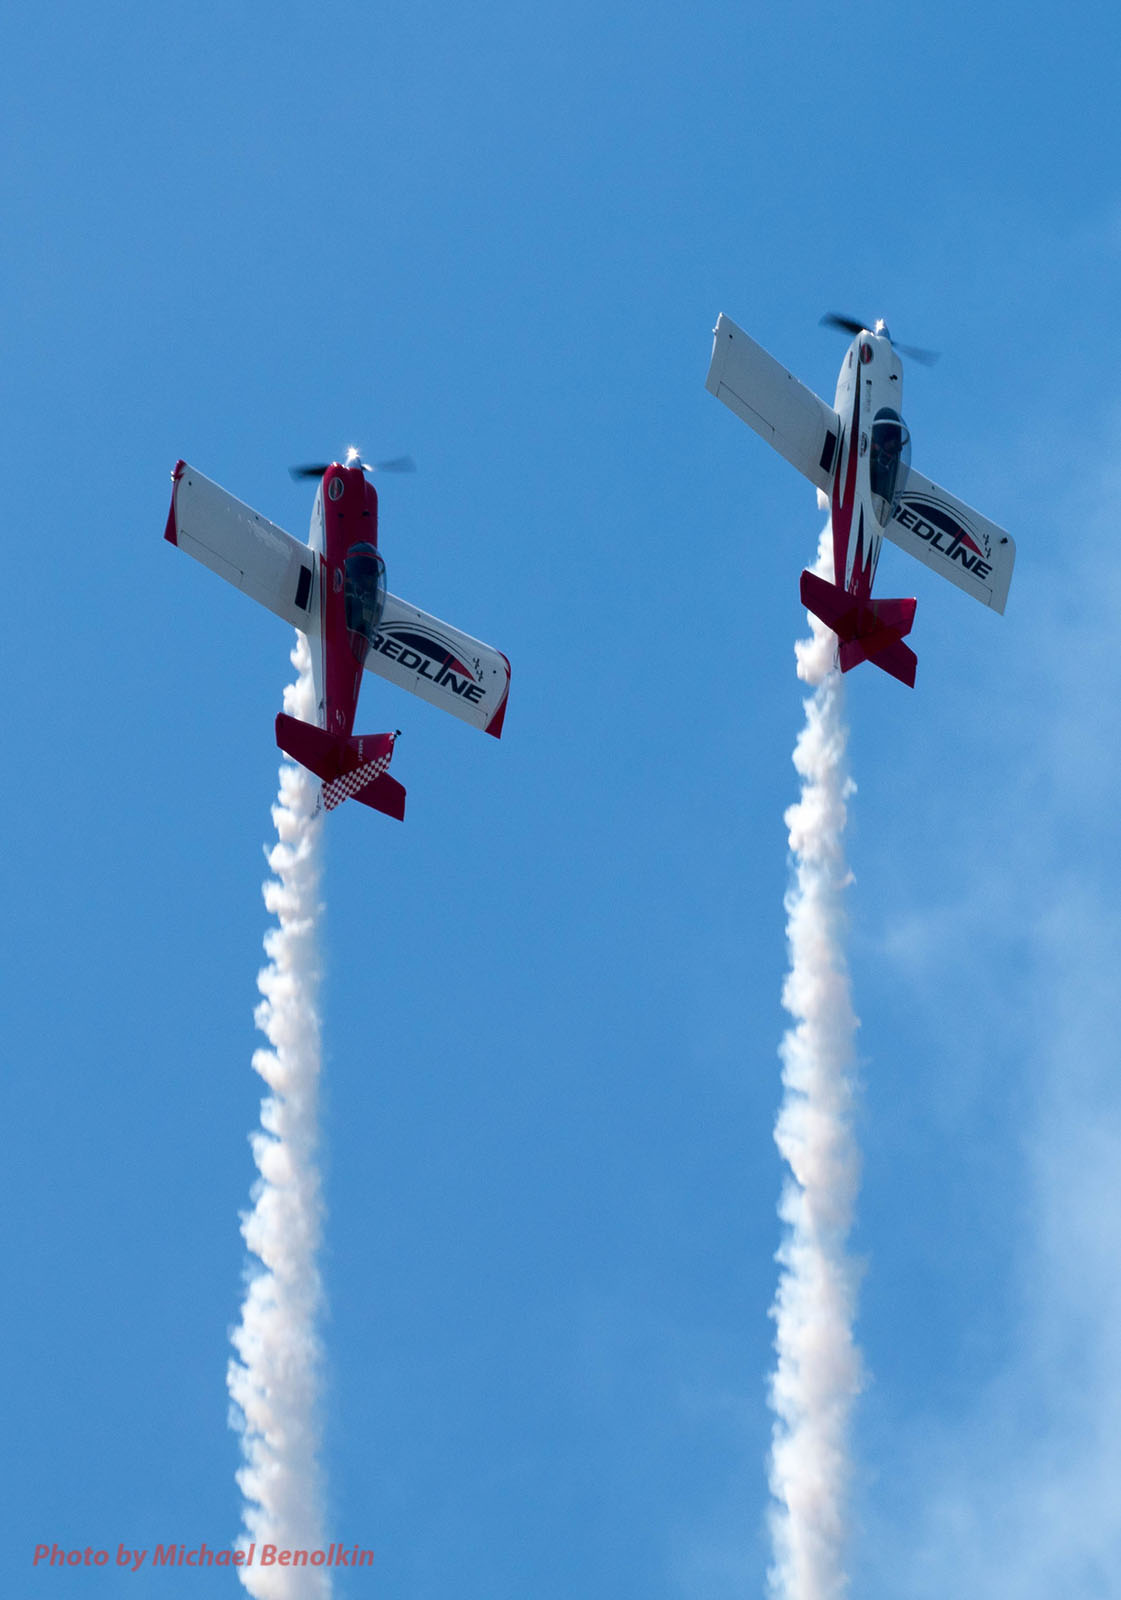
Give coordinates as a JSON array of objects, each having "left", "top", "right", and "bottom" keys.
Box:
[
  {"left": 705, "top": 312, "right": 1015, "bottom": 686},
  {"left": 164, "top": 450, "right": 510, "bottom": 820}
]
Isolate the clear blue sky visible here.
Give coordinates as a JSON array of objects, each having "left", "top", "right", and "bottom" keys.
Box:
[{"left": 5, "top": 2, "right": 1121, "bottom": 1596}]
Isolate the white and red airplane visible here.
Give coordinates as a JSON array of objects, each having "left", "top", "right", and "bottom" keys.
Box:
[
  {"left": 164, "top": 452, "right": 510, "bottom": 820},
  {"left": 706, "top": 313, "right": 1015, "bottom": 685}
]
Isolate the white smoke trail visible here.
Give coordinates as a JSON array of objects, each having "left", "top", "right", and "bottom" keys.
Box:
[
  {"left": 767, "top": 525, "right": 863, "bottom": 1600},
  {"left": 228, "top": 633, "right": 332, "bottom": 1599}
]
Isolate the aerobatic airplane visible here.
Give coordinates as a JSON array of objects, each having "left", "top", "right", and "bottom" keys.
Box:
[
  {"left": 164, "top": 452, "right": 510, "bottom": 820},
  {"left": 705, "top": 313, "right": 1015, "bottom": 685}
]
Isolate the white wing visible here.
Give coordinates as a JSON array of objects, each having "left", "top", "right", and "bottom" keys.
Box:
[
  {"left": 706, "top": 313, "right": 841, "bottom": 493},
  {"left": 165, "top": 460, "right": 316, "bottom": 629},
  {"left": 886, "top": 469, "right": 1016, "bottom": 613},
  {"left": 365, "top": 594, "right": 511, "bottom": 738}
]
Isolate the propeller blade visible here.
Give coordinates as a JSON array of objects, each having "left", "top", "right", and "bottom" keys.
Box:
[
  {"left": 820, "top": 312, "right": 867, "bottom": 337},
  {"left": 821, "top": 313, "right": 940, "bottom": 367},
  {"left": 896, "top": 342, "right": 940, "bottom": 367},
  {"left": 290, "top": 454, "right": 417, "bottom": 482}
]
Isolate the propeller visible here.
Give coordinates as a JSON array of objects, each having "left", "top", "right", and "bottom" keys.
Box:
[
  {"left": 820, "top": 312, "right": 939, "bottom": 367},
  {"left": 820, "top": 312, "right": 866, "bottom": 338},
  {"left": 289, "top": 450, "right": 417, "bottom": 482}
]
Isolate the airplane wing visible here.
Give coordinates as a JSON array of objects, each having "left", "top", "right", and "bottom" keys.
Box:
[
  {"left": 366, "top": 595, "right": 511, "bottom": 738},
  {"left": 166, "top": 459, "right": 510, "bottom": 736},
  {"left": 164, "top": 460, "right": 316, "bottom": 630},
  {"left": 706, "top": 313, "right": 841, "bottom": 494},
  {"left": 885, "top": 469, "right": 1016, "bottom": 613}
]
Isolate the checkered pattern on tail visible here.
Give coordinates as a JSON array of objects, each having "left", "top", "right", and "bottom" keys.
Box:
[{"left": 322, "top": 746, "right": 394, "bottom": 811}]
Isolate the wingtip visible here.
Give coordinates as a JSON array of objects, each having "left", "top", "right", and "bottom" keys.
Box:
[
  {"left": 164, "top": 461, "right": 186, "bottom": 545},
  {"left": 485, "top": 654, "right": 512, "bottom": 739}
]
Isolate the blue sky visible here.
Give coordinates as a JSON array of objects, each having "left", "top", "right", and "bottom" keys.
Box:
[{"left": 5, "top": 1, "right": 1121, "bottom": 1595}]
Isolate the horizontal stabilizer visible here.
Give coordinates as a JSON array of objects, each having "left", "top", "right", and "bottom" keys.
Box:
[
  {"left": 800, "top": 569, "right": 860, "bottom": 638},
  {"left": 275, "top": 713, "right": 348, "bottom": 782},
  {"left": 275, "top": 714, "right": 405, "bottom": 820},
  {"left": 346, "top": 770, "right": 406, "bottom": 821},
  {"left": 838, "top": 634, "right": 917, "bottom": 688},
  {"left": 800, "top": 571, "right": 918, "bottom": 687}
]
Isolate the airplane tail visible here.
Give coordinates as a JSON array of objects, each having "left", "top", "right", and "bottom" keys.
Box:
[
  {"left": 275, "top": 713, "right": 406, "bottom": 820},
  {"left": 800, "top": 570, "right": 918, "bottom": 688}
]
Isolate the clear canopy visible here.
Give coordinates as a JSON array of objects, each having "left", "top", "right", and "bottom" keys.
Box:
[
  {"left": 869, "top": 408, "right": 911, "bottom": 525},
  {"left": 344, "top": 543, "right": 387, "bottom": 661}
]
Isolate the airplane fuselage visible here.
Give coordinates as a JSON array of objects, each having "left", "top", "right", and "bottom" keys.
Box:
[
  {"left": 829, "top": 327, "right": 907, "bottom": 602},
  {"left": 305, "top": 462, "right": 387, "bottom": 742}
]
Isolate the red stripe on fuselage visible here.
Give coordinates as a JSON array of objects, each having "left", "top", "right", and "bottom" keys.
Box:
[
  {"left": 829, "top": 348, "right": 879, "bottom": 602},
  {"left": 831, "top": 357, "right": 861, "bottom": 593}
]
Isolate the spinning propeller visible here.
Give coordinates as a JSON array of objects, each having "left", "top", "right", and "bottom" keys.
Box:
[
  {"left": 820, "top": 312, "right": 939, "bottom": 367},
  {"left": 289, "top": 447, "right": 417, "bottom": 481}
]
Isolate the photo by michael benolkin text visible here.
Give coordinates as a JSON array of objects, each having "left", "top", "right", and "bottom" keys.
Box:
[{"left": 33, "top": 1541, "right": 374, "bottom": 1573}]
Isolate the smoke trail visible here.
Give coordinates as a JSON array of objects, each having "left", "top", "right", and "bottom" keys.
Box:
[
  {"left": 228, "top": 633, "right": 332, "bottom": 1598},
  {"left": 767, "top": 525, "right": 863, "bottom": 1600}
]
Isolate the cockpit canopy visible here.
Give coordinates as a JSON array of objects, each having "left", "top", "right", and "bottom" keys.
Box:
[
  {"left": 344, "top": 542, "right": 387, "bottom": 663},
  {"left": 869, "top": 408, "right": 911, "bottom": 525}
]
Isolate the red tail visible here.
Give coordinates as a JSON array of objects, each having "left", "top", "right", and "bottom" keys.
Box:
[
  {"left": 275, "top": 713, "right": 406, "bottom": 820},
  {"left": 799, "top": 570, "right": 918, "bottom": 688}
]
